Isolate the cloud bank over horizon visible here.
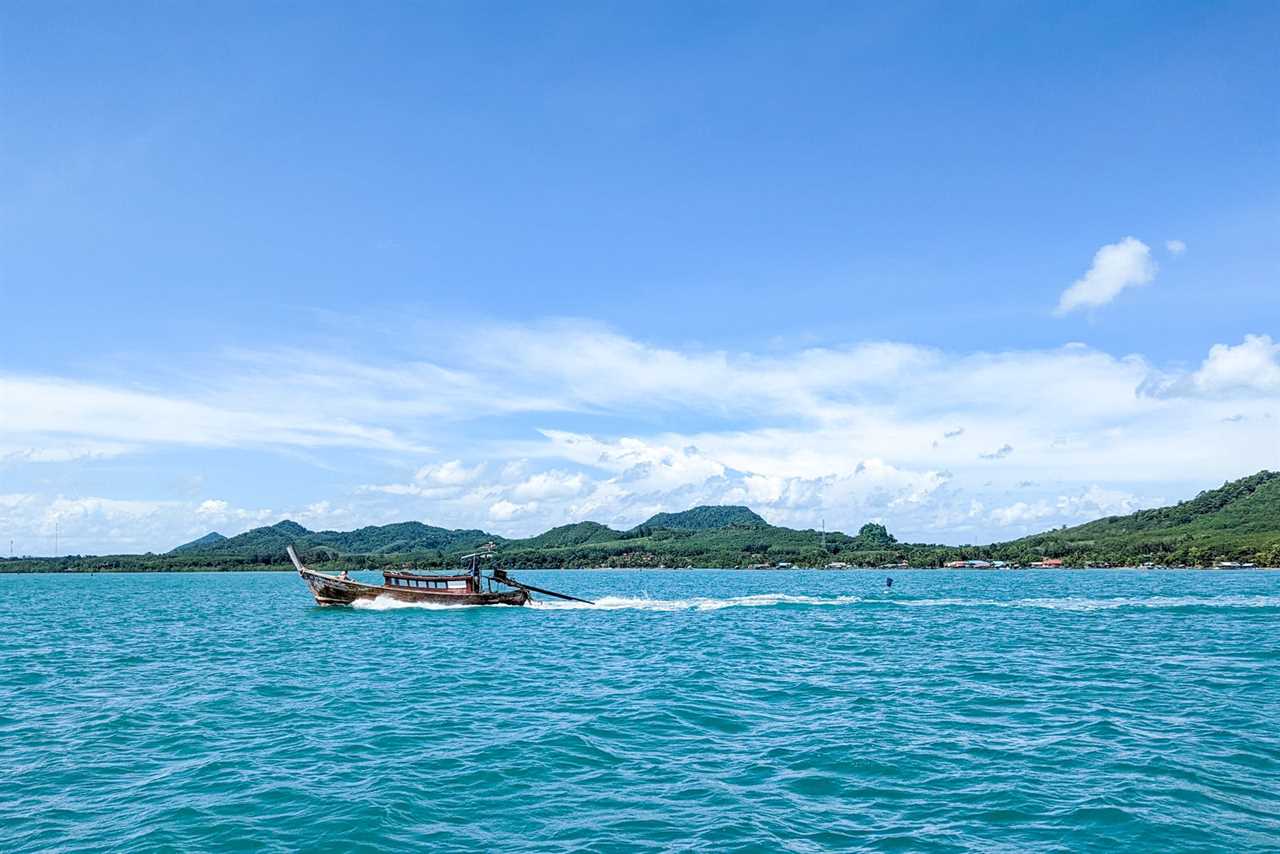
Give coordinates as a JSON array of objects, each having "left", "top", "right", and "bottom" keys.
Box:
[{"left": 3, "top": 319, "right": 1277, "bottom": 555}]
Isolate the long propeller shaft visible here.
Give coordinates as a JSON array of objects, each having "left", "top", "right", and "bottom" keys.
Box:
[{"left": 492, "top": 574, "right": 595, "bottom": 604}]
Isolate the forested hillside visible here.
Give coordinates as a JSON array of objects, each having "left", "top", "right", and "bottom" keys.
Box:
[{"left": 985, "top": 470, "right": 1280, "bottom": 567}]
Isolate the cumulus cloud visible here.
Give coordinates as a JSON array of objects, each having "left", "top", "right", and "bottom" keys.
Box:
[
  {"left": 988, "top": 485, "right": 1145, "bottom": 530},
  {"left": 351, "top": 429, "right": 958, "bottom": 539},
  {"left": 1142, "top": 334, "right": 1280, "bottom": 399},
  {"left": 1184, "top": 335, "right": 1280, "bottom": 396},
  {"left": 415, "top": 460, "right": 484, "bottom": 486},
  {"left": 1054, "top": 237, "right": 1157, "bottom": 315},
  {"left": 1166, "top": 239, "right": 1186, "bottom": 256},
  {"left": 979, "top": 444, "right": 1014, "bottom": 460},
  {"left": 488, "top": 499, "right": 530, "bottom": 521},
  {"left": 510, "top": 470, "right": 588, "bottom": 502},
  {"left": 989, "top": 500, "right": 1055, "bottom": 526},
  {"left": 7, "top": 495, "right": 184, "bottom": 555}
]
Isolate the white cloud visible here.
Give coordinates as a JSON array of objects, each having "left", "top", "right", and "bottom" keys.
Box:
[
  {"left": 0, "top": 492, "right": 369, "bottom": 555},
  {"left": 1054, "top": 237, "right": 1157, "bottom": 315},
  {"left": 0, "top": 442, "right": 134, "bottom": 463},
  {"left": 1142, "top": 334, "right": 1280, "bottom": 399},
  {"left": 990, "top": 500, "right": 1055, "bottom": 526},
  {"left": 415, "top": 460, "right": 483, "bottom": 486},
  {"left": 488, "top": 499, "right": 530, "bottom": 521},
  {"left": 353, "top": 428, "right": 961, "bottom": 538},
  {"left": 5, "top": 318, "right": 1280, "bottom": 549},
  {"left": 1183, "top": 334, "right": 1280, "bottom": 396},
  {"left": 0, "top": 375, "right": 424, "bottom": 454},
  {"left": 510, "top": 470, "right": 587, "bottom": 501},
  {"left": 361, "top": 483, "right": 430, "bottom": 497},
  {"left": 988, "top": 485, "right": 1146, "bottom": 531},
  {"left": 191, "top": 497, "right": 304, "bottom": 530},
  {"left": 1060, "top": 485, "right": 1144, "bottom": 518},
  {"left": 17, "top": 495, "right": 184, "bottom": 554},
  {"left": 0, "top": 323, "right": 1156, "bottom": 467},
  {"left": 539, "top": 430, "right": 727, "bottom": 492},
  {"left": 46, "top": 496, "right": 172, "bottom": 524},
  {"left": 1166, "top": 239, "right": 1186, "bottom": 256}
]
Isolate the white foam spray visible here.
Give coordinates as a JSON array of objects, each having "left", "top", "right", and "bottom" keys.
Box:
[{"left": 348, "top": 592, "right": 1280, "bottom": 613}]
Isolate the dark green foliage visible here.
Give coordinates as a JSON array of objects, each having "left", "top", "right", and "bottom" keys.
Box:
[
  {"left": 639, "top": 505, "right": 767, "bottom": 531},
  {"left": 172, "top": 520, "right": 305, "bottom": 558},
  {"left": 985, "top": 470, "right": 1280, "bottom": 566},
  {"left": 170, "top": 532, "right": 227, "bottom": 552},
  {"left": 309, "top": 522, "right": 494, "bottom": 555},
  {"left": 854, "top": 523, "right": 896, "bottom": 548},
  {"left": 5, "top": 475, "right": 1279, "bottom": 572},
  {"left": 170, "top": 519, "right": 497, "bottom": 559},
  {"left": 513, "top": 522, "right": 622, "bottom": 548}
]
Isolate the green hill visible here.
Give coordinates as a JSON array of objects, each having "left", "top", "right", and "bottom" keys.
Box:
[
  {"left": 639, "top": 505, "right": 767, "bottom": 531},
  {"left": 988, "top": 470, "right": 1280, "bottom": 565},
  {"left": 176, "top": 520, "right": 309, "bottom": 558},
  {"left": 511, "top": 521, "right": 623, "bottom": 548},
  {"left": 308, "top": 522, "right": 494, "bottom": 556},
  {"left": 170, "top": 532, "right": 227, "bottom": 552},
  {"left": 165, "top": 519, "right": 498, "bottom": 564}
]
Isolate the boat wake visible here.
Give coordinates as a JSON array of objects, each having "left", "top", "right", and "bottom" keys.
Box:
[
  {"left": 531, "top": 593, "right": 1280, "bottom": 612},
  {"left": 351, "top": 592, "right": 1280, "bottom": 613},
  {"left": 895, "top": 594, "right": 1280, "bottom": 611},
  {"left": 352, "top": 596, "right": 497, "bottom": 611},
  {"left": 530, "top": 593, "right": 865, "bottom": 611}
]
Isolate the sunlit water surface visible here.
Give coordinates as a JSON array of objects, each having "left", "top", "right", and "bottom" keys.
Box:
[{"left": 3, "top": 569, "right": 1279, "bottom": 852}]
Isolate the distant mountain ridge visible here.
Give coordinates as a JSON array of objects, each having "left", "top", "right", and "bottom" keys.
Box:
[
  {"left": 170, "top": 505, "right": 774, "bottom": 558},
  {"left": 164, "top": 473, "right": 1280, "bottom": 568},
  {"left": 5, "top": 473, "right": 1276, "bottom": 573},
  {"left": 171, "top": 532, "right": 227, "bottom": 552},
  {"left": 172, "top": 519, "right": 495, "bottom": 558}
]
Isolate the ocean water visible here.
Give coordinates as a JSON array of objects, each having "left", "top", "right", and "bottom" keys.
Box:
[{"left": 3, "top": 569, "right": 1279, "bottom": 853}]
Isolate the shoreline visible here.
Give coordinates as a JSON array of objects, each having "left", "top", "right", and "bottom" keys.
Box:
[{"left": 2, "top": 565, "right": 1275, "bottom": 575}]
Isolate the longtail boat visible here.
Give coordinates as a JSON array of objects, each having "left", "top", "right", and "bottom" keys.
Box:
[{"left": 288, "top": 544, "right": 592, "bottom": 607}]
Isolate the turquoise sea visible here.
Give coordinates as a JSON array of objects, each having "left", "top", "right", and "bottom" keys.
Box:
[{"left": 3, "top": 569, "right": 1279, "bottom": 852}]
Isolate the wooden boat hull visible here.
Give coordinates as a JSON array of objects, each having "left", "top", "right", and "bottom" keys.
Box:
[
  {"left": 298, "top": 567, "right": 529, "bottom": 606},
  {"left": 286, "top": 545, "right": 530, "bottom": 607}
]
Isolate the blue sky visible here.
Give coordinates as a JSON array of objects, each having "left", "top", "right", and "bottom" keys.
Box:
[{"left": 2, "top": 2, "right": 1277, "bottom": 554}]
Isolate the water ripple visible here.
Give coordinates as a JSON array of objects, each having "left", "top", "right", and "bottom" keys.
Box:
[{"left": 2, "top": 569, "right": 1278, "bottom": 852}]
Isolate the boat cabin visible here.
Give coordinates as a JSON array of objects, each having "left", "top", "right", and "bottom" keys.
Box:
[{"left": 382, "top": 572, "right": 477, "bottom": 594}]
